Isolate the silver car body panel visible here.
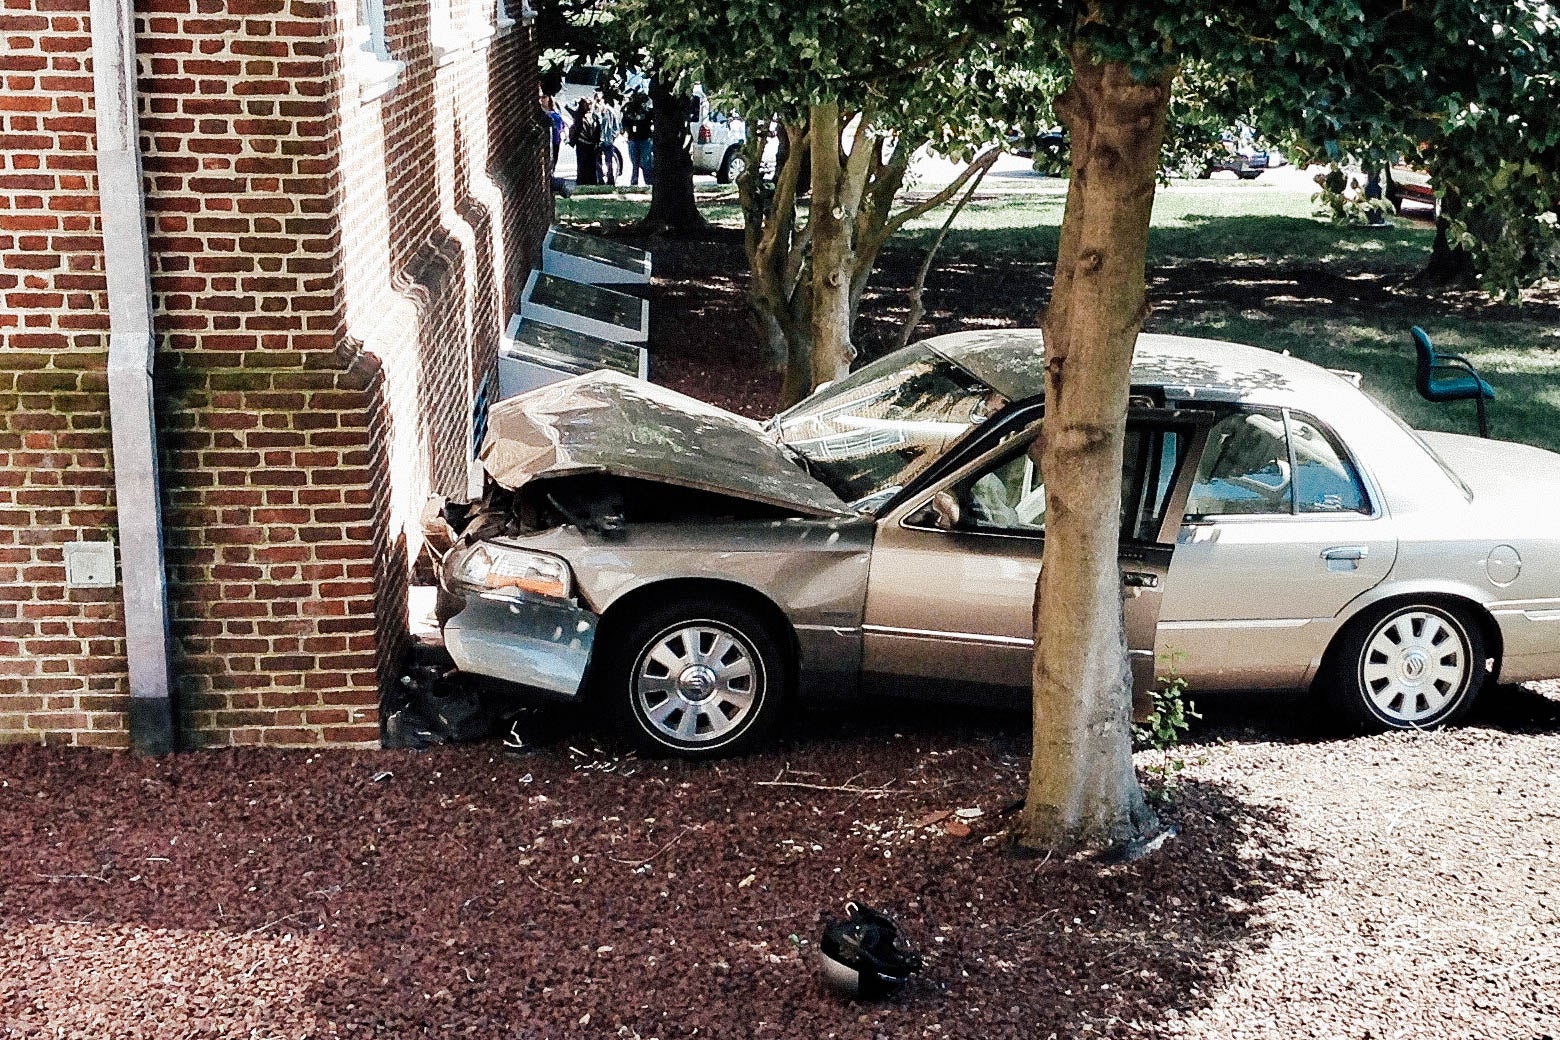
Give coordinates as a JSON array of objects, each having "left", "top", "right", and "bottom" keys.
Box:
[
  {"left": 444, "top": 586, "right": 598, "bottom": 698},
  {"left": 443, "top": 519, "right": 874, "bottom": 703}
]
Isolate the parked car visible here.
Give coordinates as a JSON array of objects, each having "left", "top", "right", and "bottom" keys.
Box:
[
  {"left": 554, "top": 63, "right": 608, "bottom": 115},
  {"left": 687, "top": 87, "right": 747, "bottom": 183},
  {"left": 1201, "top": 148, "right": 1264, "bottom": 180},
  {"left": 1389, "top": 163, "right": 1437, "bottom": 211},
  {"left": 436, "top": 331, "right": 1560, "bottom": 757}
]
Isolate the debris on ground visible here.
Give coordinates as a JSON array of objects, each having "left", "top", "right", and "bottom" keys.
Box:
[
  {"left": 4, "top": 684, "right": 1559, "bottom": 1037},
  {"left": 818, "top": 902, "right": 925, "bottom": 999}
]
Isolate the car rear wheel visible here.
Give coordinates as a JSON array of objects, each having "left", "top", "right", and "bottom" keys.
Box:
[
  {"left": 604, "top": 597, "right": 787, "bottom": 758},
  {"left": 717, "top": 147, "right": 745, "bottom": 184},
  {"left": 1325, "top": 601, "right": 1487, "bottom": 731}
]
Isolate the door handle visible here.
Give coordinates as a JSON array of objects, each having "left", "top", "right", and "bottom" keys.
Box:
[
  {"left": 1321, "top": 546, "right": 1368, "bottom": 562},
  {"left": 1121, "top": 571, "right": 1160, "bottom": 589}
]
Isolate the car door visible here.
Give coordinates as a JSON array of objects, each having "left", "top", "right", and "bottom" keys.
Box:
[
  {"left": 1157, "top": 406, "right": 1397, "bottom": 690},
  {"left": 861, "top": 416, "right": 1196, "bottom": 704}
]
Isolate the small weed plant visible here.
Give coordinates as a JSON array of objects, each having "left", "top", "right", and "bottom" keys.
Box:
[{"left": 1133, "top": 655, "right": 1201, "bottom": 806}]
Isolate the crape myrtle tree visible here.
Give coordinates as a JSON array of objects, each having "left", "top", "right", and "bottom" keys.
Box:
[
  {"left": 1006, "top": 0, "right": 1552, "bottom": 853},
  {"left": 623, "top": 0, "right": 1045, "bottom": 403},
  {"left": 656, "top": 0, "right": 1550, "bottom": 855},
  {"left": 1406, "top": 3, "right": 1558, "bottom": 295}
]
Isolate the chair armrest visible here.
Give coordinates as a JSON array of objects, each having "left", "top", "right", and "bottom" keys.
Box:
[{"left": 1435, "top": 351, "right": 1479, "bottom": 375}]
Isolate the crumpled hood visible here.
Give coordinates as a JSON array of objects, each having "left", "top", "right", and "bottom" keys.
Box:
[{"left": 480, "top": 372, "right": 853, "bottom": 517}]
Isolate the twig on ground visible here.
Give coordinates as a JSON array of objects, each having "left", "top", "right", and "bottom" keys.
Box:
[
  {"left": 35, "top": 872, "right": 109, "bottom": 883},
  {"left": 523, "top": 873, "right": 569, "bottom": 897},
  {"left": 238, "top": 911, "right": 313, "bottom": 939},
  {"left": 610, "top": 825, "right": 699, "bottom": 867},
  {"left": 755, "top": 779, "right": 900, "bottom": 795}
]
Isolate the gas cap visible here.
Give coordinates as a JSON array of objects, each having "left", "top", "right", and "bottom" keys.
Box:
[{"left": 1485, "top": 545, "right": 1521, "bottom": 587}]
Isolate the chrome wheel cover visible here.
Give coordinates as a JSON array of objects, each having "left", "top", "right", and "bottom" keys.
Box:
[
  {"left": 632, "top": 621, "right": 764, "bottom": 747},
  {"left": 1358, "top": 608, "right": 1470, "bottom": 725}
]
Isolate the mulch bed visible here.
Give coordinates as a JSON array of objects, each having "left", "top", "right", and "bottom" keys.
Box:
[{"left": 3, "top": 686, "right": 1559, "bottom": 1038}]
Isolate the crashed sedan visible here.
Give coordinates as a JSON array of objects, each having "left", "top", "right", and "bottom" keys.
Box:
[{"left": 436, "top": 331, "right": 1560, "bottom": 758}]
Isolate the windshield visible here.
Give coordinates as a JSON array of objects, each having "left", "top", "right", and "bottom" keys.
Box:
[
  {"left": 1363, "top": 392, "right": 1473, "bottom": 501},
  {"left": 768, "top": 345, "right": 998, "bottom": 504}
]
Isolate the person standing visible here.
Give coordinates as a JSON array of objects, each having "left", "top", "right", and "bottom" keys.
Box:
[
  {"left": 623, "top": 92, "right": 654, "bottom": 186},
  {"left": 596, "top": 91, "right": 620, "bottom": 186},
  {"left": 569, "top": 97, "right": 601, "bottom": 185},
  {"left": 540, "top": 93, "right": 564, "bottom": 173}
]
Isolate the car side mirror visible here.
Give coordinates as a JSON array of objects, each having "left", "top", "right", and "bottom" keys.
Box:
[{"left": 931, "top": 491, "right": 961, "bottom": 532}]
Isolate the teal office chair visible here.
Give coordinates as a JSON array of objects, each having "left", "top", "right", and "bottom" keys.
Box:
[{"left": 1412, "top": 326, "right": 1494, "bottom": 437}]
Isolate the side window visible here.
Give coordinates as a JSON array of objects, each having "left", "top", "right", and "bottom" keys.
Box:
[
  {"left": 955, "top": 442, "right": 1046, "bottom": 533},
  {"left": 1186, "top": 411, "right": 1293, "bottom": 517},
  {"left": 948, "top": 425, "right": 1181, "bottom": 539},
  {"left": 1291, "top": 415, "right": 1369, "bottom": 514},
  {"left": 1124, "top": 427, "right": 1187, "bottom": 541}
]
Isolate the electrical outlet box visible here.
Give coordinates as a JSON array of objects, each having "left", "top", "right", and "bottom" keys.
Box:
[{"left": 63, "top": 540, "right": 117, "bottom": 588}]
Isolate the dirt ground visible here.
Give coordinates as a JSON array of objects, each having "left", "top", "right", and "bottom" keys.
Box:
[{"left": 3, "top": 685, "right": 1559, "bottom": 1039}]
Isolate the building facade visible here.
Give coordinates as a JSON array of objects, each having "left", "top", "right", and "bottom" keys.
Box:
[{"left": 0, "top": 0, "right": 551, "bottom": 748}]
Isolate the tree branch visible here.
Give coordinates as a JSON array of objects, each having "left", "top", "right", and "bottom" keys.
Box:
[
  {"left": 897, "top": 153, "right": 992, "bottom": 348},
  {"left": 885, "top": 145, "right": 1003, "bottom": 237}
]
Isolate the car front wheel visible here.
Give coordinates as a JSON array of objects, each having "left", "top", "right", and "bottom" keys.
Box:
[
  {"left": 604, "top": 597, "right": 787, "bottom": 758},
  {"left": 1326, "top": 601, "right": 1487, "bottom": 731}
]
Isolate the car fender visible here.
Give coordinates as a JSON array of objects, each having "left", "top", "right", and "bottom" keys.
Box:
[
  {"left": 1319, "top": 577, "right": 1503, "bottom": 683},
  {"left": 579, "top": 545, "right": 872, "bottom": 705}
]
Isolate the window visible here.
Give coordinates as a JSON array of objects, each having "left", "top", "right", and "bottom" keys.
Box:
[
  {"left": 958, "top": 442, "right": 1046, "bottom": 532},
  {"left": 1186, "top": 411, "right": 1292, "bottom": 516},
  {"left": 772, "top": 344, "right": 998, "bottom": 505},
  {"left": 351, "top": 0, "right": 404, "bottom": 102},
  {"left": 1186, "top": 409, "right": 1369, "bottom": 518},
  {"left": 949, "top": 425, "right": 1186, "bottom": 539},
  {"left": 1290, "top": 415, "right": 1369, "bottom": 514}
]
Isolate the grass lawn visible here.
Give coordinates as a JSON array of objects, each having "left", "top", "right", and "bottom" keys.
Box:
[{"left": 564, "top": 177, "right": 1560, "bottom": 451}]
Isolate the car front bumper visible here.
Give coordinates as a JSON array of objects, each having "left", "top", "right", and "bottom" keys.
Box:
[{"left": 441, "top": 586, "right": 599, "bottom": 701}]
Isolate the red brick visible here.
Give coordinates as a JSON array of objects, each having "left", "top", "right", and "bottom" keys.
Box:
[{"left": 0, "top": 0, "right": 549, "bottom": 752}]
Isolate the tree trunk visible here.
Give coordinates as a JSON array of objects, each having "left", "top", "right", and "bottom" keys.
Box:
[
  {"left": 641, "top": 75, "right": 706, "bottom": 236},
  {"left": 1013, "top": 50, "right": 1173, "bottom": 855},
  {"left": 740, "top": 120, "right": 813, "bottom": 398},
  {"left": 1419, "top": 191, "right": 1477, "bottom": 286},
  {"left": 808, "top": 101, "right": 859, "bottom": 387}
]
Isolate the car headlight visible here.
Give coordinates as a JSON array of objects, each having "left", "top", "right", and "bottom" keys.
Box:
[{"left": 450, "top": 543, "right": 573, "bottom": 601}]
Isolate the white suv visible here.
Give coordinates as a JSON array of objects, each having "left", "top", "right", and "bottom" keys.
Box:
[{"left": 687, "top": 88, "right": 747, "bottom": 183}]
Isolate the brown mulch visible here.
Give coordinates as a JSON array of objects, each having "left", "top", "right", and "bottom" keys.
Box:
[{"left": 3, "top": 685, "right": 1560, "bottom": 1038}]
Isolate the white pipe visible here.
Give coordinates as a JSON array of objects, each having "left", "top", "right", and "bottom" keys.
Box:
[{"left": 91, "top": 0, "right": 175, "bottom": 753}]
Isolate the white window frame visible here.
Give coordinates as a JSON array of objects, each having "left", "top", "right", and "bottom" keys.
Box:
[{"left": 351, "top": 0, "right": 404, "bottom": 102}]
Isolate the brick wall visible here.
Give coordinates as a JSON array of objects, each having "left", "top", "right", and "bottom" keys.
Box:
[
  {"left": 0, "top": 0, "right": 550, "bottom": 749},
  {"left": 0, "top": 1, "right": 125, "bottom": 746}
]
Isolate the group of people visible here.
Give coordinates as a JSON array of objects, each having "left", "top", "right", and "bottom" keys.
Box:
[{"left": 540, "top": 90, "right": 654, "bottom": 188}]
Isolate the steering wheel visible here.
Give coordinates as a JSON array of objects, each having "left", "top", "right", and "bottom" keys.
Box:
[{"left": 1230, "top": 459, "right": 1292, "bottom": 502}]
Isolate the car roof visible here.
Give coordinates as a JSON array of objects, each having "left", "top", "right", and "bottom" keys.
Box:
[{"left": 923, "top": 328, "right": 1359, "bottom": 410}]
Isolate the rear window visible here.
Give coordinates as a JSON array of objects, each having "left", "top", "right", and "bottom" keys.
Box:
[{"left": 1364, "top": 393, "right": 1473, "bottom": 501}]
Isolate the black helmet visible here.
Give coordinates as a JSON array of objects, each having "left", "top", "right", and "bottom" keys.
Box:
[{"left": 818, "top": 903, "right": 924, "bottom": 999}]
